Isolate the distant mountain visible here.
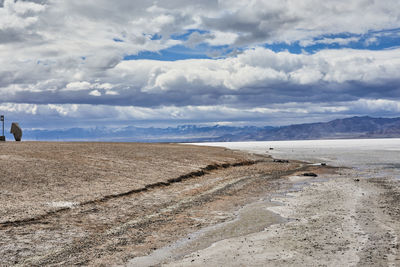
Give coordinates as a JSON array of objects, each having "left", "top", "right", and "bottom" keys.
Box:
[
  {"left": 215, "top": 116, "right": 400, "bottom": 141},
  {"left": 21, "top": 116, "right": 400, "bottom": 142},
  {"left": 22, "top": 124, "right": 274, "bottom": 142}
]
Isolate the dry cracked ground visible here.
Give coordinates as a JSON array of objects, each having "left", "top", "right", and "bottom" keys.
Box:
[{"left": 0, "top": 142, "right": 399, "bottom": 266}]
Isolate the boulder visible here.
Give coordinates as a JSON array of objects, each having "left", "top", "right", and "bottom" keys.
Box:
[{"left": 10, "top": 122, "right": 22, "bottom": 141}]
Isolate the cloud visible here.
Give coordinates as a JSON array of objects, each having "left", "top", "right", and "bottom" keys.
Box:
[
  {"left": 1, "top": 47, "right": 400, "bottom": 109},
  {"left": 89, "top": 90, "right": 101, "bottom": 97},
  {"left": 299, "top": 37, "right": 360, "bottom": 47},
  {"left": 2, "top": 98, "right": 400, "bottom": 129},
  {"left": 0, "top": 0, "right": 399, "bottom": 128},
  {"left": 65, "top": 81, "right": 92, "bottom": 91},
  {"left": 202, "top": 0, "right": 400, "bottom": 46},
  {"left": 0, "top": 0, "right": 45, "bottom": 44},
  {"left": 186, "top": 31, "right": 238, "bottom": 48}
]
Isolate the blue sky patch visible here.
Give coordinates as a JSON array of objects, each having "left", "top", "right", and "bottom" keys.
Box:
[
  {"left": 124, "top": 45, "right": 211, "bottom": 61},
  {"left": 150, "top": 34, "right": 162, "bottom": 40},
  {"left": 171, "top": 29, "right": 209, "bottom": 41},
  {"left": 124, "top": 43, "right": 234, "bottom": 61},
  {"left": 125, "top": 28, "right": 400, "bottom": 61}
]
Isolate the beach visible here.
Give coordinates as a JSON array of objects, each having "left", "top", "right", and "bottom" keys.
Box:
[{"left": 0, "top": 140, "right": 399, "bottom": 266}]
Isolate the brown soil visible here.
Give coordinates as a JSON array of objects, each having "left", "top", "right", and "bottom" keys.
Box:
[
  {"left": 0, "top": 142, "right": 257, "bottom": 224},
  {"left": 0, "top": 142, "right": 311, "bottom": 266}
]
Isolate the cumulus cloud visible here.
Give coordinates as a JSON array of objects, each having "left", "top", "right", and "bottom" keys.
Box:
[
  {"left": 2, "top": 98, "right": 400, "bottom": 129},
  {"left": 299, "top": 37, "right": 360, "bottom": 47},
  {"left": 5, "top": 46, "right": 399, "bottom": 107},
  {"left": 0, "top": 0, "right": 400, "bottom": 128},
  {"left": 89, "top": 90, "right": 101, "bottom": 97},
  {"left": 202, "top": 0, "right": 400, "bottom": 45},
  {"left": 65, "top": 81, "right": 92, "bottom": 91},
  {"left": 186, "top": 31, "right": 238, "bottom": 48}
]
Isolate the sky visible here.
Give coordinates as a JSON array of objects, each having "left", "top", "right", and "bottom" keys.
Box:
[{"left": 0, "top": 0, "right": 400, "bottom": 129}]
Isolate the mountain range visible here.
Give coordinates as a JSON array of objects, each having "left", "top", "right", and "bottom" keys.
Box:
[
  {"left": 19, "top": 116, "right": 400, "bottom": 142},
  {"left": 216, "top": 116, "right": 400, "bottom": 141}
]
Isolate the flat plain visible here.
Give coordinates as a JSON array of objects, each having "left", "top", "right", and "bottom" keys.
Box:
[
  {"left": 0, "top": 142, "right": 313, "bottom": 266},
  {"left": 2, "top": 141, "right": 398, "bottom": 266}
]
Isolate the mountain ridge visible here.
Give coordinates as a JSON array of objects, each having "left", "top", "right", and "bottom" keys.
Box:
[
  {"left": 18, "top": 116, "right": 400, "bottom": 142},
  {"left": 215, "top": 116, "right": 400, "bottom": 141}
]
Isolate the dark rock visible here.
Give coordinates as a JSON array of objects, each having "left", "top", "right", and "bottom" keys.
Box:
[
  {"left": 302, "top": 172, "right": 318, "bottom": 177},
  {"left": 354, "top": 178, "right": 360, "bottom": 182},
  {"left": 273, "top": 159, "right": 289, "bottom": 163}
]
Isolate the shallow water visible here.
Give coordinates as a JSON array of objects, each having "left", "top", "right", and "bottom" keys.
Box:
[{"left": 196, "top": 138, "right": 400, "bottom": 180}]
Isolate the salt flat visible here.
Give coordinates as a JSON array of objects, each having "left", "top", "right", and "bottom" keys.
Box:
[
  {"left": 198, "top": 138, "right": 400, "bottom": 167},
  {"left": 163, "top": 139, "right": 400, "bottom": 266},
  {"left": 198, "top": 138, "right": 400, "bottom": 182}
]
